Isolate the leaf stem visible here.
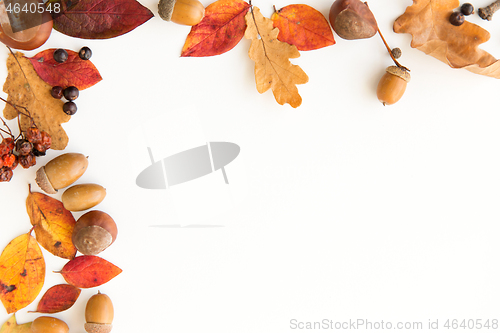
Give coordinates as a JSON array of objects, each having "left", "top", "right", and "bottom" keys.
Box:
[
  {"left": 363, "top": 2, "right": 409, "bottom": 71},
  {"left": 377, "top": 27, "right": 408, "bottom": 71}
]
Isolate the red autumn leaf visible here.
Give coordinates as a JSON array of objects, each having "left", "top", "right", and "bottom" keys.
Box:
[
  {"left": 181, "top": 0, "right": 251, "bottom": 57},
  {"left": 49, "top": 0, "right": 154, "bottom": 39},
  {"left": 31, "top": 284, "right": 81, "bottom": 313},
  {"left": 59, "top": 256, "right": 122, "bottom": 288},
  {"left": 28, "top": 49, "right": 102, "bottom": 90},
  {"left": 271, "top": 4, "right": 335, "bottom": 51}
]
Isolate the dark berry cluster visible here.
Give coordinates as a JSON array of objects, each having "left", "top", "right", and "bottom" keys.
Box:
[
  {"left": 50, "top": 47, "right": 92, "bottom": 116},
  {"left": 0, "top": 127, "right": 51, "bottom": 182},
  {"left": 450, "top": 3, "right": 475, "bottom": 26}
]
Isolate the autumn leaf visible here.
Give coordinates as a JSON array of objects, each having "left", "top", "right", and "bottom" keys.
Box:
[
  {"left": 31, "top": 284, "right": 81, "bottom": 313},
  {"left": 26, "top": 189, "right": 77, "bottom": 260},
  {"left": 29, "top": 49, "right": 102, "bottom": 90},
  {"left": 49, "top": 0, "right": 154, "bottom": 39},
  {"left": 3, "top": 53, "right": 70, "bottom": 150},
  {"left": 245, "top": 7, "right": 308, "bottom": 108},
  {"left": 0, "top": 234, "right": 45, "bottom": 314},
  {"left": 181, "top": 0, "right": 251, "bottom": 57},
  {"left": 271, "top": 4, "right": 335, "bottom": 51},
  {"left": 0, "top": 315, "right": 32, "bottom": 333},
  {"left": 59, "top": 255, "right": 122, "bottom": 288},
  {"left": 394, "top": 0, "right": 500, "bottom": 78}
]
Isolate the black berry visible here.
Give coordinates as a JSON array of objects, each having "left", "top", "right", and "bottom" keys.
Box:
[
  {"left": 449, "top": 12, "right": 465, "bottom": 26},
  {"left": 51, "top": 86, "right": 63, "bottom": 99},
  {"left": 63, "top": 86, "right": 79, "bottom": 101},
  {"left": 79, "top": 46, "right": 92, "bottom": 60},
  {"left": 461, "top": 3, "right": 474, "bottom": 16},
  {"left": 53, "top": 49, "right": 68, "bottom": 63},
  {"left": 63, "top": 101, "right": 78, "bottom": 115}
]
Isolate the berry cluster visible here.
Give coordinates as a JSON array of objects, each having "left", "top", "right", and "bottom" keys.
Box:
[
  {"left": 450, "top": 3, "right": 475, "bottom": 26},
  {"left": 50, "top": 47, "right": 92, "bottom": 116},
  {"left": 0, "top": 127, "right": 51, "bottom": 182}
]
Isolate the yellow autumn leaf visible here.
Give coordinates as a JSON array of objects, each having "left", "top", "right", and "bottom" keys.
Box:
[
  {"left": 245, "top": 6, "right": 309, "bottom": 108},
  {"left": 3, "top": 52, "right": 70, "bottom": 150},
  {"left": 394, "top": 0, "right": 500, "bottom": 78},
  {"left": 0, "top": 233, "right": 45, "bottom": 314},
  {"left": 0, "top": 315, "right": 32, "bottom": 333},
  {"left": 26, "top": 189, "right": 77, "bottom": 260}
]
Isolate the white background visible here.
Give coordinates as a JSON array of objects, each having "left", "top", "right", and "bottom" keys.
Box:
[{"left": 1, "top": 0, "right": 500, "bottom": 332}]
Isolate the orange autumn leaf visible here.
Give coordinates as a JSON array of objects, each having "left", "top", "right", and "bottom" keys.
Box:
[
  {"left": 59, "top": 255, "right": 122, "bottom": 288},
  {"left": 272, "top": 4, "right": 335, "bottom": 51},
  {"left": 245, "top": 6, "right": 309, "bottom": 108},
  {"left": 0, "top": 234, "right": 45, "bottom": 314},
  {"left": 31, "top": 284, "right": 81, "bottom": 313},
  {"left": 0, "top": 315, "right": 32, "bottom": 333},
  {"left": 26, "top": 189, "right": 77, "bottom": 260},
  {"left": 181, "top": 0, "right": 250, "bottom": 57},
  {"left": 394, "top": 0, "right": 500, "bottom": 78}
]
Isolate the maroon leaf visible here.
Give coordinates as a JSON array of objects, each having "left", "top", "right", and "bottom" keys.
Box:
[
  {"left": 49, "top": 0, "right": 154, "bottom": 39},
  {"left": 31, "top": 284, "right": 81, "bottom": 313},
  {"left": 59, "top": 255, "right": 122, "bottom": 288},
  {"left": 28, "top": 49, "right": 102, "bottom": 90}
]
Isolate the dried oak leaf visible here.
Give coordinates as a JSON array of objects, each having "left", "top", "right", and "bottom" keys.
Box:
[
  {"left": 181, "top": 0, "right": 251, "bottom": 57},
  {"left": 3, "top": 53, "right": 69, "bottom": 150},
  {"left": 48, "top": 0, "right": 154, "bottom": 39},
  {"left": 29, "top": 49, "right": 102, "bottom": 90},
  {"left": 26, "top": 188, "right": 77, "bottom": 260},
  {"left": 394, "top": 0, "right": 500, "bottom": 78},
  {"left": 31, "top": 284, "right": 81, "bottom": 313},
  {"left": 59, "top": 255, "right": 122, "bottom": 288},
  {"left": 245, "top": 7, "right": 309, "bottom": 108},
  {"left": 272, "top": 4, "right": 335, "bottom": 51},
  {"left": 0, "top": 315, "right": 32, "bottom": 333},
  {"left": 0, "top": 233, "right": 45, "bottom": 314}
]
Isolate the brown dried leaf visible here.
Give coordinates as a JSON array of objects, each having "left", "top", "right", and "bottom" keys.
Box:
[
  {"left": 3, "top": 52, "right": 70, "bottom": 150},
  {"left": 245, "top": 7, "right": 309, "bottom": 108},
  {"left": 394, "top": 0, "right": 500, "bottom": 78}
]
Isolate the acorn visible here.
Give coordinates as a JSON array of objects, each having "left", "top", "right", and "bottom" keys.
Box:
[
  {"left": 72, "top": 210, "right": 117, "bottom": 255},
  {"left": 85, "top": 292, "right": 114, "bottom": 333},
  {"left": 376, "top": 66, "right": 411, "bottom": 106},
  {"left": 158, "top": 0, "right": 205, "bottom": 26},
  {"left": 62, "top": 184, "right": 106, "bottom": 211},
  {"left": 31, "top": 316, "right": 69, "bottom": 333},
  {"left": 35, "top": 153, "right": 88, "bottom": 194}
]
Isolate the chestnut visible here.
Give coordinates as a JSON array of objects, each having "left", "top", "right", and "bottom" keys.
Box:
[
  {"left": 0, "top": 5, "right": 53, "bottom": 50},
  {"left": 85, "top": 291, "right": 114, "bottom": 333},
  {"left": 31, "top": 316, "right": 69, "bottom": 333},
  {"left": 72, "top": 210, "right": 117, "bottom": 255},
  {"left": 329, "top": 0, "right": 378, "bottom": 40}
]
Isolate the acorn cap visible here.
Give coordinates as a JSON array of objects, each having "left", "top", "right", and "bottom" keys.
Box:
[
  {"left": 158, "top": 0, "right": 176, "bottom": 21},
  {"left": 84, "top": 323, "right": 112, "bottom": 333},
  {"left": 386, "top": 66, "right": 411, "bottom": 83},
  {"left": 35, "top": 166, "right": 57, "bottom": 194}
]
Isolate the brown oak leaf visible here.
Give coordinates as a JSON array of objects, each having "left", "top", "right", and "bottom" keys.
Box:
[
  {"left": 245, "top": 6, "right": 309, "bottom": 108},
  {"left": 3, "top": 52, "right": 70, "bottom": 150},
  {"left": 394, "top": 0, "right": 500, "bottom": 78}
]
